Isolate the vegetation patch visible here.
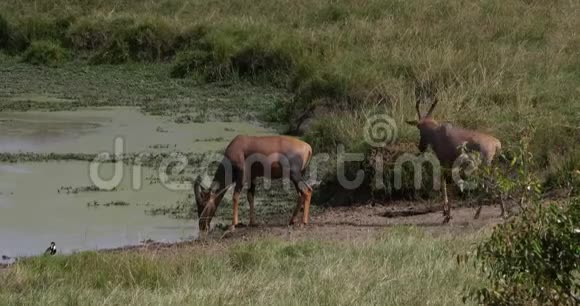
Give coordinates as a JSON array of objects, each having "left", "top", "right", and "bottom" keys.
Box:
[
  {"left": 144, "top": 197, "right": 193, "bottom": 219},
  {"left": 193, "top": 137, "right": 224, "bottom": 142},
  {"left": 0, "top": 14, "right": 8, "bottom": 49},
  {"left": 57, "top": 185, "right": 118, "bottom": 194},
  {"left": 21, "top": 40, "right": 67, "bottom": 66},
  {"left": 0, "top": 227, "right": 481, "bottom": 305},
  {"left": 86, "top": 200, "right": 130, "bottom": 207},
  {"left": 466, "top": 197, "right": 579, "bottom": 305},
  {"left": 0, "top": 152, "right": 97, "bottom": 163}
]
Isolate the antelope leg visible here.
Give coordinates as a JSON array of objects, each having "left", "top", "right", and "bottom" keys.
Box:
[
  {"left": 499, "top": 197, "right": 507, "bottom": 219},
  {"left": 289, "top": 170, "right": 308, "bottom": 226},
  {"left": 229, "top": 167, "right": 245, "bottom": 229},
  {"left": 247, "top": 180, "right": 257, "bottom": 226},
  {"left": 442, "top": 180, "right": 451, "bottom": 223},
  {"left": 302, "top": 184, "right": 313, "bottom": 225},
  {"left": 474, "top": 204, "right": 483, "bottom": 219},
  {"left": 289, "top": 193, "right": 305, "bottom": 225},
  {"left": 231, "top": 191, "right": 240, "bottom": 229}
]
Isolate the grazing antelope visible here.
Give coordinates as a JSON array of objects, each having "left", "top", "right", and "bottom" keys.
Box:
[
  {"left": 194, "top": 135, "right": 313, "bottom": 232},
  {"left": 405, "top": 83, "right": 503, "bottom": 223}
]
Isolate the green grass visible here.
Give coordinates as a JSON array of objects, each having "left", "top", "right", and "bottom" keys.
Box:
[
  {"left": 0, "top": 57, "right": 286, "bottom": 122},
  {"left": 21, "top": 40, "right": 68, "bottom": 66},
  {"left": 1, "top": 0, "right": 578, "bottom": 122},
  {"left": 0, "top": 227, "right": 484, "bottom": 305}
]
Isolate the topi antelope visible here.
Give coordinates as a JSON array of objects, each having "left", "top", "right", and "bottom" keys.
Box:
[
  {"left": 194, "top": 135, "right": 313, "bottom": 232},
  {"left": 405, "top": 83, "right": 503, "bottom": 223}
]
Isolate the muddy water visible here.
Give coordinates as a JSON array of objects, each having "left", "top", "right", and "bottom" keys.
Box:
[
  {"left": 0, "top": 107, "right": 272, "bottom": 154},
  {"left": 0, "top": 107, "right": 274, "bottom": 261}
]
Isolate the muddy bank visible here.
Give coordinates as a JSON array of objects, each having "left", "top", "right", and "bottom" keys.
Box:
[{"left": 0, "top": 202, "right": 503, "bottom": 269}]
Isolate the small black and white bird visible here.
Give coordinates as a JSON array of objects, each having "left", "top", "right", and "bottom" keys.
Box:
[{"left": 44, "top": 242, "right": 57, "bottom": 255}]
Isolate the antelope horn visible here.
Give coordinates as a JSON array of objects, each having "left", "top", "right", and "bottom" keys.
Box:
[
  {"left": 425, "top": 96, "right": 439, "bottom": 118},
  {"left": 414, "top": 83, "right": 423, "bottom": 119}
]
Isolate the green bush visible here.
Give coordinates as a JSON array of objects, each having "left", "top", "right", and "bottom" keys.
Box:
[
  {"left": 67, "top": 17, "right": 114, "bottom": 50},
  {"left": 0, "top": 14, "right": 28, "bottom": 52},
  {"left": 0, "top": 14, "right": 8, "bottom": 48},
  {"left": 293, "top": 71, "right": 350, "bottom": 105},
  {"left": 170, "top": 28, "right": 297, "bottom": 82},
  {"left": 231, "top": 44, "right": 293, "bottom": 80},
  {"left": 466, "top": 197, "right": 580, "bottom": 305},
  {"left": 21, "top": 40, "right": 67, "bottom": 66},
  {"left": 124, "top": 19, "right": 177, "bottom": 61},
  {"left": 173, "top": 25, "right": 210, "bottom": 51},
  {"left": 170, "top": 49, "right": 218, "bottom": 79},
  {"left": 89, "top": 38, "right": 130, "bottom": 65},
  {"left": 72, "top": 16, "right": 178, "bottom": 64}
]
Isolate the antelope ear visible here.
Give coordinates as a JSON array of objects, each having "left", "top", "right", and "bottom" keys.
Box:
[{"left": 405, "top": 120, "right": 418, "bottom": 126}]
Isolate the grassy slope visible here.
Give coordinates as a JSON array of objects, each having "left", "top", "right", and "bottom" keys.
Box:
[
  {"left": 1, "top": 0, "right": 579, "bottom": 121},
  {"left": 0, "top": 227, "right": 483, "bottom": 305}
]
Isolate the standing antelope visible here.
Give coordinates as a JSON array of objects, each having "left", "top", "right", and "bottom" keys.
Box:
[
  {"left": 405, "top": 83, "right": 503, "bottom": 223},
  {"left": 194, "top": 135, "right": 313, "bottom": 232}
]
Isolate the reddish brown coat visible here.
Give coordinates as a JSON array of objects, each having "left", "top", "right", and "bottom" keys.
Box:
[{"left": 194, "top": 135, "right": 313, "bottom": 231}]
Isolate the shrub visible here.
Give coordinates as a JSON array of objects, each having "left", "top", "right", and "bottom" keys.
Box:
[
  {"left": 466, "top": 197, "right": 580, "bottom": 305},
  {"left": 170, "top": 49, "right": 217, "bottom": 78},
  {"left": 21, "top": 40, "right": 67, "bottom": 66},
  {"left": 124, "top": 19, "right": 177, "bottom": 61},
  {"left": 67, "top": 17, "right": 112, "bottom": 50},
  {"left": 470, "top": 139, "right": 542, "bottom": 206},
  {"left": 293, "top": 71, "right": 350, "bottom": 106},
  {"left": 171, "top": 27, "right": 299, "bottom": 84},
  {"left": 89, "top": 38, "right": 130, "bottom": 65},
  {"left": 231, "top": 44, "right": 293, "bottom": 80},
  {"left": 72, "top": 16, "right": 178, "bottom": 64},
  {"left": 0, "top": 14, "right": 27, "bottom": 52},
  {"left": 0, "top": 14, "right": 8, "bottom": 48},
  {"left": 173, "top": 25, "right": 210, "bottom": 51}
]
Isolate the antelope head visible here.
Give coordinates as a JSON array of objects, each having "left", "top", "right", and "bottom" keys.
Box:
[
  {"left": 405, "top": 82, "right": 440, "bottom": 153},
  {"left": 193, "top": 177, "right": 229, "bottom": 231}
]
